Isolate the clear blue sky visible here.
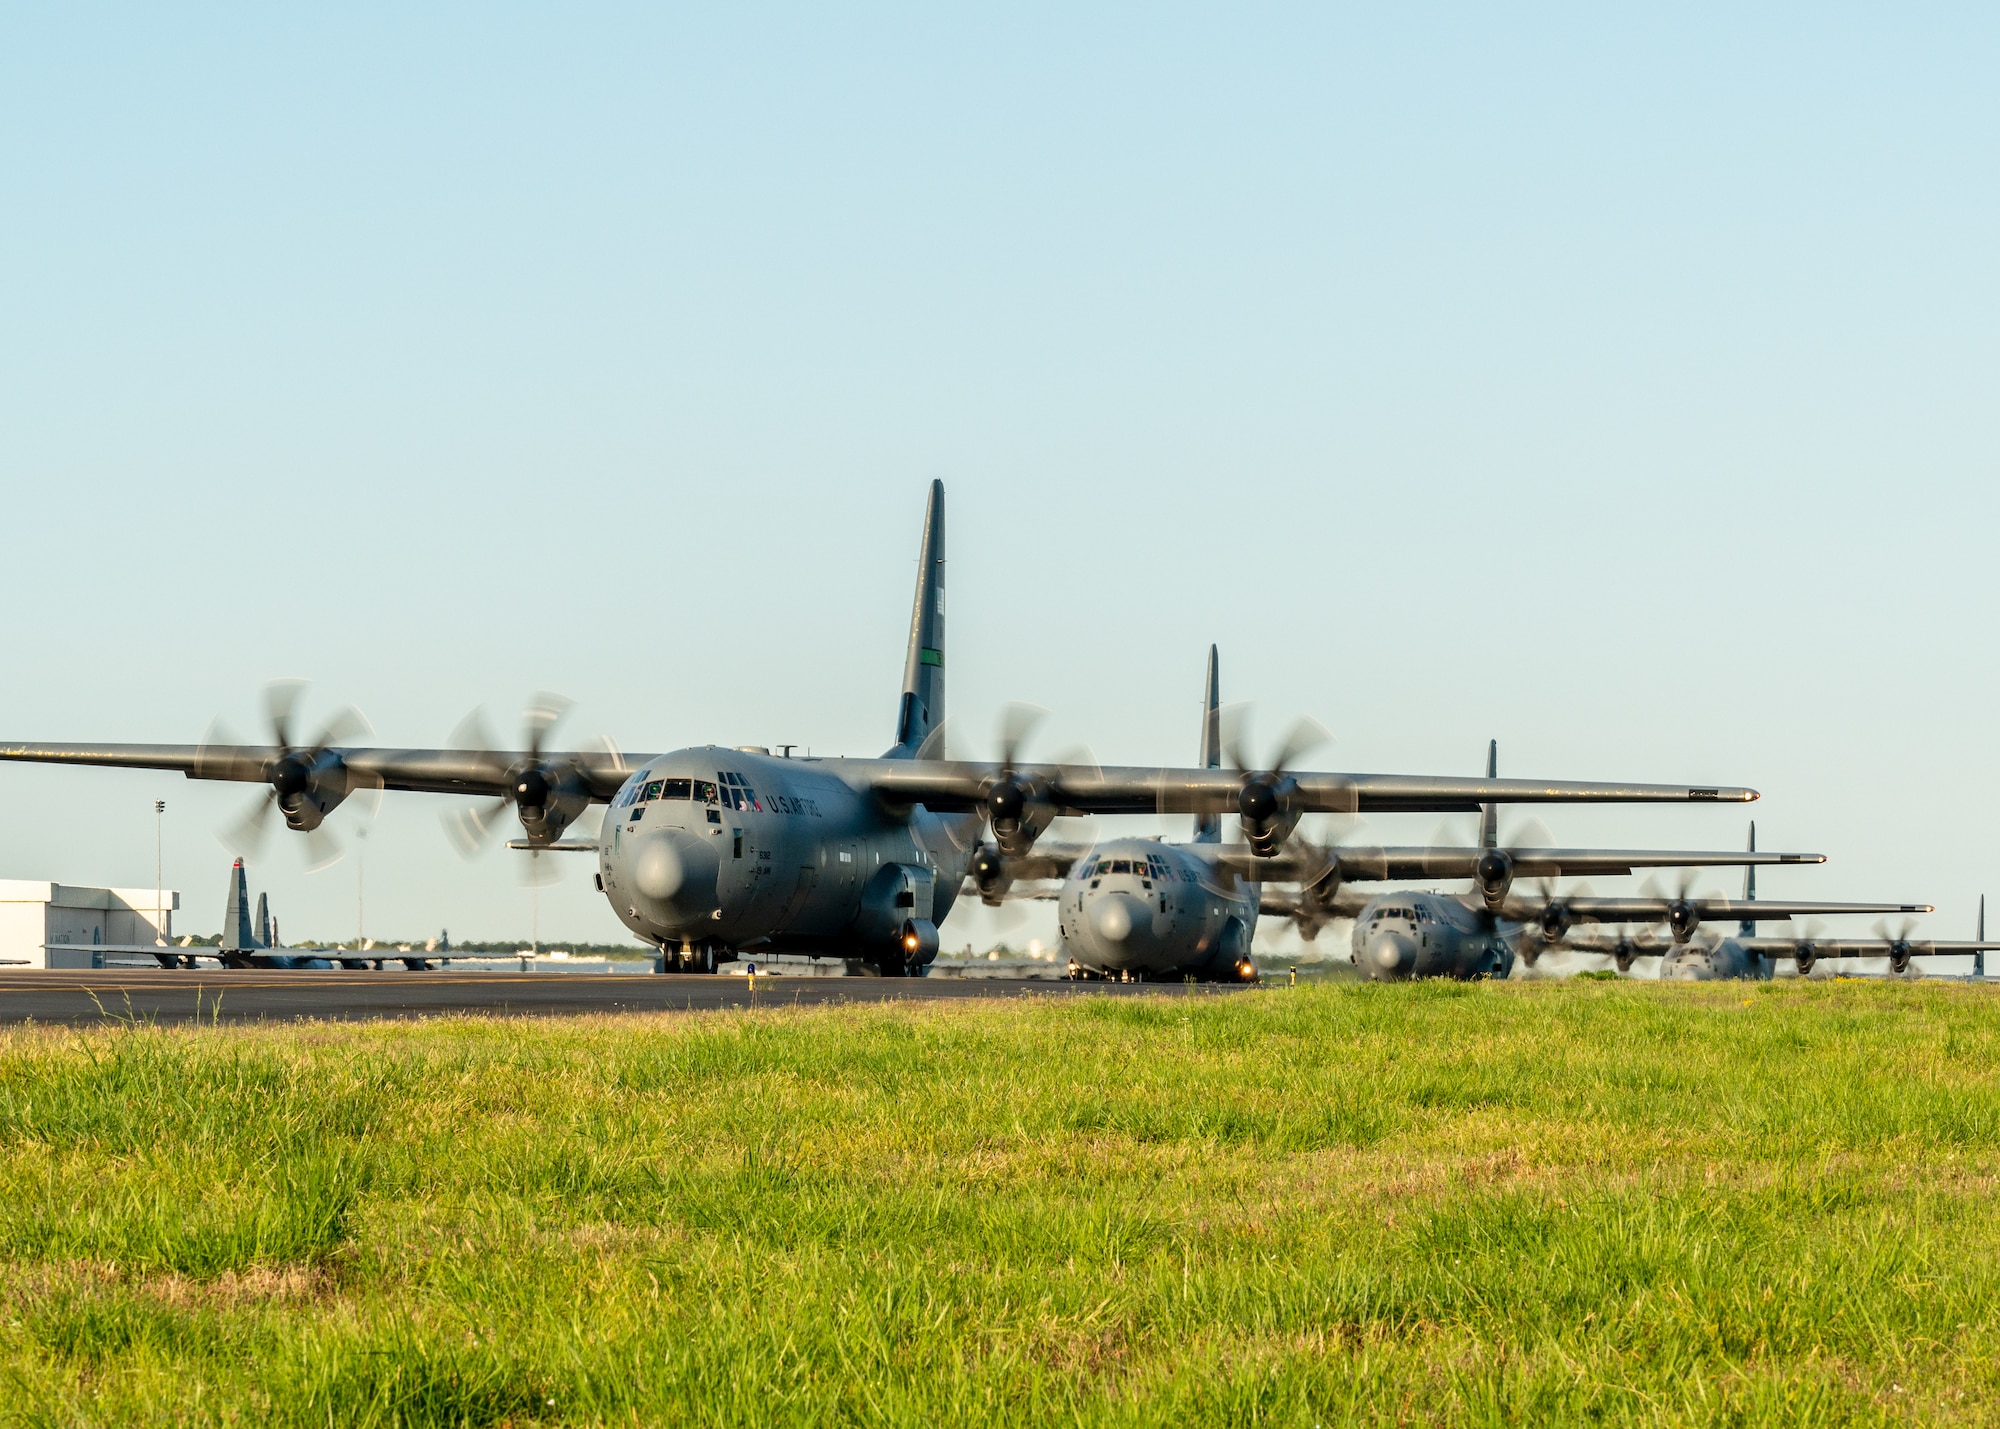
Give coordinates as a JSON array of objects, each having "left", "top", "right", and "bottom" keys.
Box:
[{"left": 3, "top": 5, "right": 1995, "bottom": 948}]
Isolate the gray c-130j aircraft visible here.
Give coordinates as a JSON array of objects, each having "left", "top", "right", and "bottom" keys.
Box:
[
  {"left": 0, "top": 483, "right": 1769, "bottom": 975},
  {"left": 973, "top": 650, "right": 1880, "bottom": 982}
]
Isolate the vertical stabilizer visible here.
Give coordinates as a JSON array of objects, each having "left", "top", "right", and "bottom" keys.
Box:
[
  {"left": 1978, "top": 896, "right": 1986, "bottom": 979},
  {"left": 254, "top": 892, "right": 271, "bottom": 949},
  {"left": 1193, "top": 645, "right": 1222, "bottom": 843},
  {"left": 220, "top": 860, "right": 257, "bottom": 951},
  {"left": 1478, "top": 740, "right": 1499, "bottom": 849},
  {"left": 1739, "top": 822, "right": 1756, "bottom": 938},
  {"left": 888, "top": 481, "right": 946, "bottom": 758}
]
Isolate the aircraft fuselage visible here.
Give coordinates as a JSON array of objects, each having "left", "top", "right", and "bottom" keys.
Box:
[
  {"left": 1348, "top": 890, "right": 1516, "bottom": 981},
  {"left": 1055, "top": 837, "right": 1260, "bottom": 981},
  {"left": 598, "top": 746, "right": 977, "bottom": 971}
]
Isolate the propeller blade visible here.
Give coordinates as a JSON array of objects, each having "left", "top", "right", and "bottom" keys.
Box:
[
  {"left": 221, "top": 788, "right": 279, "bottom": 858},
  {"left": 308, "top": 704, "right": 371, "bottom": 753},
  {"left": 523, "top": 692, "right": 574, "bottom": 758},
  {"left": 196, "top": 716, "right": 259, "bottom": 781},
  {"left": 996, "top": 703, "right": 1047, "bottom": 770},
  {"left": 1503, "top": 816, "right": 1554, "bottom": 852},
  {"left": 1269, "top": 716, "right": 1331, "bottom": 775},
  {"left": 263, "top": 679, "right": 307, "bottom": 751},
  {"left": 1217, "top": 702, "right": 1254, "bottom": 773},
  {"left": 442, "top": 796, "right": 513, "bottom": 858},
  {"left": 301, "top": 821, "right": 344, "bottom": 873}
]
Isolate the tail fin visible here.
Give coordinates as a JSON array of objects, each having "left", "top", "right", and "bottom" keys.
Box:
[
  {"left": 254, "top": 891, "right": 271, "bottom": 949},
  {"left": 220, "top": 859, "right": 257, "bottom": 951},
  {"left": 1193, "top": 645, "right": 1222, "bottom": 843},
  {"left": 1978, "top": 896, "right": 1986, "bottom": 979},
  {"left": 1478, "top": 740, "right": 1498, "bottom": 849},
  {"left": 887, "top": 481, "right": 946, "bottom": 758},
  {"left": 1739, "top": 822, "right": 1756, "bottom": 938}
]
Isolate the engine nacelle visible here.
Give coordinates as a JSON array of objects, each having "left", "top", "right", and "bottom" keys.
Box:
[
  {"left": 968, "top": 844, "right": 1013, "bottom": 906},
  {"left": 1890, "top": 943, "right": 1914, "bottom": 975},
  {"left": 1538, "top": 903, "right": 1573, "bottom": 943},
  {"left": 986, "top": 775, "right": 1055, "bottom": 857},
  {"left": 1668, "top": 901, "right": 1702, "bottom": 944},
  {"left": 1238, "top": 775, "right": 1301, "bottom": 859},
  {"left": 1474, "top": 849, "right": 1514, "bottom": 912},
  {"left": 272, "top": 750, "right": 354, "bottom": 832},
  {"left": 512, "top": 761, "right": 594, "bottom": 845},
  {"left": 1793, "top": 945, "right": 1818, "bottom": 976}
]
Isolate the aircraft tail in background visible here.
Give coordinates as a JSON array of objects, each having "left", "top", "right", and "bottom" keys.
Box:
[
  {"left": 888, "top": 480, "right": 946, "bottom": 758},
  {"left": 1740, "top": 823, "right": 1757, "bottom": 939},
  {"left": 1478, "top": 741, "right": 1499, "bottom": 850},
  {"left": 1193, "top": 645, "right": 1222, "bottom": 843}
]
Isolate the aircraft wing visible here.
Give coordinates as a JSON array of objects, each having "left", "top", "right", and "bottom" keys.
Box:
[
  {"left": 1257, "top": 885, "right": 1372, "bottom": 922},
  {"left": 991, "top": 843, "right": 1088, "bottom": 881},
  {"left": 0, "top": 745, "right": 1755, "bottom": 817},
  {"left": 0, "top": 743, "right": 641, "bottom": 799},
  {"left": 1732, "top": 938, "right": 2000, "bottom": 959},
  {"left": 843, "top": 760, "right": 1757, "bottom": 815},
  {"left": 1217, "top": 846, "right": 1823, "bottom": 882},
  {"left": 1506, "top": 897, "right": 1934, "bottom": 926}
]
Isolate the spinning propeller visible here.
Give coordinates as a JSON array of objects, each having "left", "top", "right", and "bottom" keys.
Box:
[
  {"left": 201, "top": 680, "right": 376, "bottom": 871},
  {"left": 1220, "top": 705, "right": 1330, "bottom": 858},
  {"left": 441, "top": 693, "right": 605, "bottom": 881}
]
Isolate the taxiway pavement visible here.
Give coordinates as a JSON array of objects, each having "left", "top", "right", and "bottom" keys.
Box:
[{"left": 0, "top": 969, "right": 1215, "bottom": 1026}]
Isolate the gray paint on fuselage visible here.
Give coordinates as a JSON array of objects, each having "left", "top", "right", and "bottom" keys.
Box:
[
  {"left": 1348, "top": 890, "right": 1515, "bottom": 982},
  {"left": 1657, "top": 939, "right": 1770, "bottom": 981},
  {"left": 1056, "top": 836, "right": 1258, "bottom": 978},
  {"left": 598, "top": 746, "right": 978, "bottom": 958}
]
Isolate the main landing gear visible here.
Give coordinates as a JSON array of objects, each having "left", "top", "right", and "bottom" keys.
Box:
[{"left": 655, "top": 942, "right": 719, "bottom": 974}]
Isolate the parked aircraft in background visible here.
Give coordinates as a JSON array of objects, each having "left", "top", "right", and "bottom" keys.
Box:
[
  {"left": 1551, "top": 830, "right": 2000, "bottom": 980},
  {"left": 971, "top": 657, "right": 1822, "bottom": 983}
]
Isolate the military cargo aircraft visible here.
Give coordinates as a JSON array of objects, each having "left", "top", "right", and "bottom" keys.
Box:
[
  {"left": 971, "top": 656, "right": 1827, "bottom": 983},
  {"left": 1241, "top": 742, "right": 1935, "bottom": 981},
  {"left": 0, "top": 484, "right": 1770, "bottom": 976},
  {"left": 1550, "top": 830, "right": 2000, "bottom": 979}
]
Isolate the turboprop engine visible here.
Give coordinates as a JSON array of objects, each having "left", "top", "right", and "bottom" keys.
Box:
[
  {"left": 201, "top": 680, "right": 375, "bottom": 866},
  {"left": 1474, "top": 849, "right": 1515, "bottom": 911}
]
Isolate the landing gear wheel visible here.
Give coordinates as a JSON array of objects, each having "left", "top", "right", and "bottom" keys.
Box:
[{"left": 697, "top": 944, "right": 717, "bottom": 974}]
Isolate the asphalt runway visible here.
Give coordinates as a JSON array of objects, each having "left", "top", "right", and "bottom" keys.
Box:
[{"left": 0, "top": 969, "right": 1218, "bottom": 1026}]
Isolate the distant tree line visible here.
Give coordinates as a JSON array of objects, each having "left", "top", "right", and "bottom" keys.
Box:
[{"left": 173, "top": 933, "right": 652, "bottom": 957}]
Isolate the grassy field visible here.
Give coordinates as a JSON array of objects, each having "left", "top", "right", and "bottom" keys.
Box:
[{"left": 0, "top": 981, "right": 1996, "bottom": 1427}]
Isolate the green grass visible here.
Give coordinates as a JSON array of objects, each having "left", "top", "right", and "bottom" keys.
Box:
[{"left": 0, "top": 981, "right": 1997, "bottom": 1426}]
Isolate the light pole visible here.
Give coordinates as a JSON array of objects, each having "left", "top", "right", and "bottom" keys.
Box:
[{"left": 154, "top": 800, "right": 166, "bottom": 945}]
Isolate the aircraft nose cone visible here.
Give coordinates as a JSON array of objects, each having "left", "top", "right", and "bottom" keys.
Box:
[
  {"left": 1371, "top": 932, "right": 1416, "bottom": 975},
  {"left": 629, "top": 831, "right": 720, "bottom": 927},
  {"left": 1667, "top": 957, "right": 1715, "bottom": 981},
  {"left": 633, "top": 837, "right": 688, "bottom": 900},
  {"left": 1090, "top": 893, "right": 1144, "bottom": 945}
]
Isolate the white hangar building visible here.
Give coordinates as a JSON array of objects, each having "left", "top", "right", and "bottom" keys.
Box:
[{"left": 0, "top": 881, "right": 179, "bottom": 969}]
